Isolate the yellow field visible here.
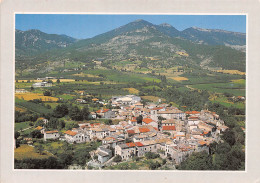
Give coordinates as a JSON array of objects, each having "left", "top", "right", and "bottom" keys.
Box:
[
  {"left": 73, "top": 73, "right": 100, "bottom": 78},
  {"left": 231, "top": 79, "right": 246, "bottom": 84},
  {"left": 15, "top": 92, "right": 59, "bottom": 101},
  {"left": 171, "top": 77, "right": 189, "bottom": 81},
  {"left": 216, "top": 70, "right": 246, "bottom": 75},
  {"left": 14, "top": 144, "right": 53, "bottom": 160},
  {"left": 141, "top": 96, "right": 166, "bottom": 102},
  {"left": 123, "top": 88, "right": 139, "bottom": 94}
]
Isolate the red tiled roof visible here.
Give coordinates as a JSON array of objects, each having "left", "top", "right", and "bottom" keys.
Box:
[
  {"left": 203, "top": 131, "right": 209, "bottom": 135},
  {"left": 127, "top": 130, "right": 135, "bottom": 134},
  {"left": 135, "top": 142, "right": 144, "bottom": 147},
  {"left": 162, "top": 126, "right": 176, "bottom": 131},
  {"left": 35, "top": 126, "right": 43, "bottom": 130},
  {"left": 153, "top": 127, "right": 158, "bottom": 131},
  {"left": 90, "top": 123, "right": 100, "bottom": 127},
  {"left": 45, "top": 130, "right": 58, "bottom": 134},
  {"left": 64, "top": 130, "right": 77, "bottom": 136},
  {"left": 185, "top": 111, "right": 200, "bottom": 114},
  {"left": 198, "top": 140, "right": 207, "bottom": 146},
  {"left": 139, "top": 127, "right": 150, "bottom": 133},
  {"left": 188, "top": 116, "right": 199, "bottom": 119},
  {"left": 126, "top": 142, "right": 136, "bottom": 147},
  {"left": 151, "top": 107, "right": 164, "bottom": 110},
  {"left": 96, "top": 109, "right": 109, "bottom": 113},
  {"left": 142, "top": 118, "right": 154, "bottom": 124}
]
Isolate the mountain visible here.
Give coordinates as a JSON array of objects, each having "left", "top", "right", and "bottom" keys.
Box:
[
  {"left": 15, "top": 19, "right": 246, "bottom": 72},
  {"left": 15, "top": 29, "right": 77, "bottom": 56},
  {"left": 181, "top": 27, "right": 246, "bottom": 46},
  {"left": 155, "top": 23, "right": 180, "bottom": 38}
]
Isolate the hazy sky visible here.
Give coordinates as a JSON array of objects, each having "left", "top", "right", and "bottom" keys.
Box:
[{"left": 15, "top": 14, "right": 246, "bottom": 39}]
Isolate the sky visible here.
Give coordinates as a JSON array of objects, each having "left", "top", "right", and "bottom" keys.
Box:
[{"left": 15, "top": 14, "right": 246, "bottom": 39}]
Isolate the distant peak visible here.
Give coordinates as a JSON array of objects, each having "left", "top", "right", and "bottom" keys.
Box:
[
  {"left": 159, "top": 23, "right": 172, "bottom": 27},
  {"left": 134, "top": 19, "right": 145, "bottom": 22}
]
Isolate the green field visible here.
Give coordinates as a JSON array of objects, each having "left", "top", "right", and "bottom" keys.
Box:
[
  {"left": 15, "top": 97, "right": 53, "bottom": 114},
  {"left": 190, "top": 82, "right": 245, "bottom": 96},
  {"left": 15, "top": 122, "right": 31, "bottom": 131},
  {"left": 210, "top": 96, "right": 245, "bottom": 109}
]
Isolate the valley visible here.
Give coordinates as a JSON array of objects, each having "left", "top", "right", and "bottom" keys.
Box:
[{"left": 14, "top": 18, "right": 246, "bottom": 170}]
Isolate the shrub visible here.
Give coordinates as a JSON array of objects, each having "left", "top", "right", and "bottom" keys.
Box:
[
  {"left": 145, "top": 152, "right": 160, "bottom": 159},
  {"left": 113, "top": 155, "right": 122, "bottom": 162}
]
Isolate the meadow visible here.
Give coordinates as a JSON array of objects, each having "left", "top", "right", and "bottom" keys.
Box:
[{"left": 14, "top": 144, "right": 53, "bottom": 160}]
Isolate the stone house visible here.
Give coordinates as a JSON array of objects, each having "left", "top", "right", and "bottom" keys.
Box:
[
  {"left": 44, "top": 130, "right": 60, "bottom": 141},
  {"left": 97, "top": 147, "right": 112, "bottom": 164}
]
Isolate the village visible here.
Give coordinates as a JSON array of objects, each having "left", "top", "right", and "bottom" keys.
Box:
[{"left": 30, "top": 94, "right": 229, "bottom": 169}]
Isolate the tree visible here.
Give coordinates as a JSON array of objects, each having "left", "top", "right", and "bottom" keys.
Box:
[
  {"left": 113, "top": 155, "right": 122, "bottom": 162},
  {"left": 69, "top": 106, "right": 83, "bottom": 121},
  {"left": 34, "top": 119, "right": 45, "bottom": 127},
  {"left": 145, "top": 152, "right": 160, "bottom": 159},
  {"left": 136, "top": 115, "right": 143, "bottom": 124},
  {"left": 56, "top": 79, "right": 60, "bottom": 84},
  {"left": 104, "top": 119, "right": 113, "bottom": 125},
  {"left": 81, "top": 106, "right": 90, "bottom": 120},
  {"left": 43, "top": 90, "right": 52, "bottom": 96},
  {"left": 222, "top": 129, "right": 236, "bottom": 146},
  {"left": 65, "top": 121, "right": 79, "bottom": 130},
  {"left": 53, "top": 104, "right": 68, "bottom": 118},
  {"left": 179, "top": 152, "right": 213, "bottom": 170},
  {"left": 30, "top": 130, "right": 43, "bottom": 138},
  {"left": 15, "top": 131, "right": 20, "bottom": 139}
]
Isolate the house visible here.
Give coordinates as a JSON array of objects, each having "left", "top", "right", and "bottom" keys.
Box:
[
  {"left": 142, "top": 118, "right": 158, "bottom": 128},
  {"left": 76, "top": 99, "right": 87, "bottom": 103},
  {"left": 89, "top": 112, "right": 97, "bottom": 119},
  {"left": 89, "top": 127, "right": 110, "bottom": 140},
  {"left": 32, "top": 82, "right": 52, "bottom": 88},
  {"left": 64, "top": 130, "right": 89, "bottom": 143},
  {"left": 44, "top": 130, "right": 60, "bottom": 141},
  {"left": 128, "top": 118, "right": 138, "bottom": 126},
  {"left": 162, "top": 126, "right": 176, "bottom": 136},
  {"left": 96, "top": 109, "right": 115, "bottom": 119},
  {"left": 161, "top": 119, "right": 176, "bottom": 126},
  {"left": 115, "top": 142, "right": 137, "bottom": 160},
  {"left": 134, "top": 102, "right": 144, "bottom": 109},
  {"left": 35, "top": 126, "right": 45, "bottom": 134},
  {"left": 157, "top": 109, "right": 185, "bottom": 120},
  {"left": 92, "top": 98, "right": 99, "bottom": 102},
  {"left": 15, "top": 89, "right": 28, "bottom": 93},
  {"left": 112, "top": 95, "right": 141, "bottom": 106},
  {"left": 97, "top": 147, "right": 112, "bottom": 164},
  {"left": 185, "top": 111, "right": 201, "bottom": 117}
]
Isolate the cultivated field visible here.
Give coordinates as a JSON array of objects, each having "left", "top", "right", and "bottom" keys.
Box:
[
  {"left": 171, "top": 77, "right": 189, "bottom": 81},
  {"left": 215, "top": 70, "right": 246, "bottom": 75},
  {"left": 123, "top": 88, "right": 139, "bottom": 94},
  {"left": 15, "top": 93, "right": 59, "bottom": 101}
]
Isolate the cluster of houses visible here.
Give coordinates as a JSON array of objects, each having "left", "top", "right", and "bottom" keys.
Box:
[
  {"left": 32, "top": 82, "right": 52, "bottom": 88},
  {"left": 35, "top": 95, "right": 228, "bottom": 166}
]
